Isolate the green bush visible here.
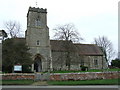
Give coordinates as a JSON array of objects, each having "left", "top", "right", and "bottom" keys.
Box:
[
  {"left": 22, "top": 65, "right": 33, "bottom": 73},
  {"left": 80, "top": 65, "right": 88, "bottom": 71}
]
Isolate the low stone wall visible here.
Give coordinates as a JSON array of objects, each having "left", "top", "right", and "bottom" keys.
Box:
[
  {"left": 2, "top": 71, "right": 119, "bottom": 81},
  {"left": 50, "top": 71, "right": 120, "bottom": 81},
  {"left": 2, "top": 73, "right": 35, "bottom": 80}
]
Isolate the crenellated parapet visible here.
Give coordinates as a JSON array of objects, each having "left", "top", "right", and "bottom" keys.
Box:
[{"left": 27, "top": 7, "right": 47, "bottom": 17}]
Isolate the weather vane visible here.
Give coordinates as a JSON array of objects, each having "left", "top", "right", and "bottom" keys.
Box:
[{"left": 36, "top": 0, "right": 38, "bottom": 7}]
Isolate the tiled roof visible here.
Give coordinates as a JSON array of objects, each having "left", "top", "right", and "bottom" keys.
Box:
[
  {"left": 50, "top": 40, "right": 75, "bottom": 52},
  {"left": 12, "top": 38, "right": 26, "bottom": 43},
  {"left": 50, "top": 40, "right": 103, "bottom": 56},
  {"left": 74, "top": 44, "right": 103, "bottom": 56}
]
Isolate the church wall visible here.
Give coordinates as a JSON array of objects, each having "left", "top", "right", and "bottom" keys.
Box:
[
  {"left": 69, "top": 52, "right": 81, "bottom": 70},
  {"left": 83, "top": 56, "right": 107, "bottom": 69},
  {"left": 51, "top": 51, "right": 82, "bottom": 70},
  {"left": 51, "top": 51, "right": 66, "bottom": 70},
  {"left": 51, "top": 50, "right": 107, "bottom": 71}
]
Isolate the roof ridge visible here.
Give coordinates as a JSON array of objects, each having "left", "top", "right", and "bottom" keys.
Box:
[
  {"left": 74, "top": 43, "right": 96, "bottom": 45},
  {"left": 13, "top": 38, "right": 25, "bottom": 39},
  {"left": 50, "top": 40, "right": 72, "bottom": 42}
]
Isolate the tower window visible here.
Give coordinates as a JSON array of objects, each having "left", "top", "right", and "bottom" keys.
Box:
[
  {"left": 35, "top": 16, "right": 41, "bottom": 26},
  {"left": 37, "top": 40, "right": 40, "bottom": 45},
  {"left": 35, "top": 19, "right": 41, "bottom": 26}
]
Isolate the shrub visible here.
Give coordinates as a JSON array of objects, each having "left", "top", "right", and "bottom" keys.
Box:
[
  {"left": 80, "top": 65, "right": 88, "bottom": 71},
  {"left": 22, "top": 65, "right": 33, "bottom": 73}
]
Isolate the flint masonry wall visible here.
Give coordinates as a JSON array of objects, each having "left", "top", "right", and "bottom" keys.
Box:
[
  {"left": 50, "top": 71, "right": 119, "bottom": 81},
  {"left": 2, "top": 71, "right": 119, "bottom": 80},
  {"left": 2, "top": 73, "right": 35, "bottom": 80}
]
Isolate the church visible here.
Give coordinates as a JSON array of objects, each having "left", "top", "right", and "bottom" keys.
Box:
[
  {"left": 25, "top": 7, "right": 107, "bottom": 72},
  {"left": 23, "top": 7, "right": 107, "bottom": 72}
]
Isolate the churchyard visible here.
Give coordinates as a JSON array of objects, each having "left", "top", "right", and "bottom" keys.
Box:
[
  {"left": 1, "top": 68, "right": 120, "bottom": 85},
  {"left": 0, "top": 6, "right": 119, "bottom": 86}
]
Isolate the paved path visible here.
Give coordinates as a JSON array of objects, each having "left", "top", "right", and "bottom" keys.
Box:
[
  {"left": 31, "top": 81, "right": 48, "bottom": 86},
  {"left": 1, "top": 85, "right": 119, "bottom": 88}
]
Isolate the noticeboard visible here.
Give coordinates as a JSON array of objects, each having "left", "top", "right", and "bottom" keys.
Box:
[{"left": 14, "top": 65, "right": 22, "bottom": 71}]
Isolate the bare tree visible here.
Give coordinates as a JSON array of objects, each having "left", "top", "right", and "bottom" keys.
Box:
[
  {"left": 4, "top": 20, "right": 22, "bottom": 38},
  {"left": 53, "top": 23, "right": 83, "bottom": 70},
  {"left": 53, "top": 23, "right": 83, "bottom": 42},
  {"left": 93, "top": 36, "right": 115, "bottom": 66}
]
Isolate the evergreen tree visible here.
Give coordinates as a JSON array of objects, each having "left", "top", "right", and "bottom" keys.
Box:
[
  {"left": 2, "top": 38, "right": 33, "bottom": 73},
  {"left": 111, "top": 59, "right": 120, "bottom": 68}
]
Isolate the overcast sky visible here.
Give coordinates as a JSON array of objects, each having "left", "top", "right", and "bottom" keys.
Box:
[{"left": 0, "top": 0, "right": 119, "bottom": 58}]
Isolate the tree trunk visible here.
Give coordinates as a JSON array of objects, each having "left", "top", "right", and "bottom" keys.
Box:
[{"left": 66, "top": 52, "right": 71, "bottom": 70}]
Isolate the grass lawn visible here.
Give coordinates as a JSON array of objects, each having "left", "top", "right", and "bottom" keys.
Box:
[
  {"left": 49, "top": 70, "right": 101, "bottom": 73},
  {"left": 2, "top": 80, "right": 34, "bottom": 85},
  {"left": 47, "top": 79, "right": 120, "bottom": 85},
  {"left": 1, "top": 79, "right": 119, "bottom": 85},
  {"left": 50, "top": 68, "right": 120, "bottom": 73}
]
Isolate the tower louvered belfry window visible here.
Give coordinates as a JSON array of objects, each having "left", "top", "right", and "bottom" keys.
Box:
[{"left": 35, "top": 16, "right": 41, "bottom": 26}]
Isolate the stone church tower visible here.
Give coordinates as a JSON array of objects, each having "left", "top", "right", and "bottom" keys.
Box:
[{"left": 26, "top": 7, "right": 52, "bottom": 72}]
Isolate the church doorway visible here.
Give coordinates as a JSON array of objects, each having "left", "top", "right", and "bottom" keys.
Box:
[{"left": 34, "top": 54, "right": 42, "bottom": 72}]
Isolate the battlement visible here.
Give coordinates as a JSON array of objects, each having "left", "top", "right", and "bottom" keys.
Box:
[
  {"left": 27, "top": 7, "right": 47, "bottom": 17},
  {"left": 29, "top": 7, "right": 47, "bottom": 13}
]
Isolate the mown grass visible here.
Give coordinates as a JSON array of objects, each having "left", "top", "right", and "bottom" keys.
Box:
[
  {"left": 47, "top": 79, "right": 120, "bottom": 85},
  {"left": 50, "top": 68, "right": 120, "bottom": 73},
  {"left": 2, "top": 80, "right": 34, "bottom": 85},
  {"left": 105, "top": 68, "right": 120, "bottom": 71},
  {"left": 1, "top": 68, "right": 119, "bottom": 74},
  {"left": 1, "top": 79, "right": 119, "bottom": 85}
]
